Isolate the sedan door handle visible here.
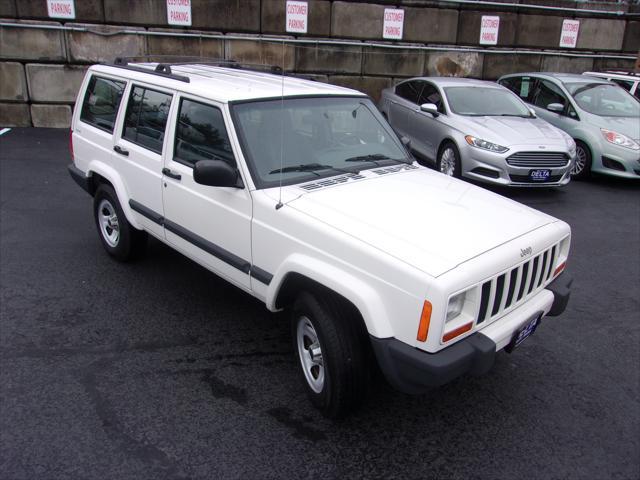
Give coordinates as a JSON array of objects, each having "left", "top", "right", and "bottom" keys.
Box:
[
  {"left": 113, "top": 145, "right": 129, "bottom": 156},
  {"left": 162, "top": 167, "right": 181, "bottom": 180}
]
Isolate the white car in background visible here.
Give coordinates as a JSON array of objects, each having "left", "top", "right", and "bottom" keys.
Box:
[
  {"left": 583, "top": 70, "right": 640, "bottom": 100},
  {"left": 379, "top": 77, "right": 576, "bottom": 187}
]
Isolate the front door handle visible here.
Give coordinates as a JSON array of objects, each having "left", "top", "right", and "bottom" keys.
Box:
[
  {"left": 113, "top": 145, "right": 129, "bottom": 156},
  {"left": 162, "top": 167, "right": 181, "bottom": 180}
]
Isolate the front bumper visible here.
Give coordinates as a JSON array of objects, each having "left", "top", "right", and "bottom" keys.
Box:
[
  {"left": 460, "top": 144, "right": 574, "bottom": 187},
  {"left": 371, "top": 272, "right": 573, "bottom": 394}
]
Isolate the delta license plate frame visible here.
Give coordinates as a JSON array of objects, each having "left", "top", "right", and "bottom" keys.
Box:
[
  {"left": 505, "top": 313, "right": 542, "bottom": 353},
  {"left": 529, "top": 169, "right": 551, "bottom": 182}
]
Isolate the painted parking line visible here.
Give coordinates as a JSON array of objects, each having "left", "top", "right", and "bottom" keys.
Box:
[{"left": 0, "top": 128, "right": 11, "bottom": 136}]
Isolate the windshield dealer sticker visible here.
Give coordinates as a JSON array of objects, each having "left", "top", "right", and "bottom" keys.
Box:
[
  {"left": 559, "top": 19, "right": 580, "bottom": 48},
  {"left": 286, "top": 1, "right": 308, "bottom": 34},
  {"left": 47, "top": 0, "right": 75, "bottom": 19},
  {"left": 167, "top": 0, "right": 191, "bottom": 26},
  {"left": 383, "top": 9, "right": 404, "bottom": 40},
  {"left": 479, "top": 16, "right": 500, "bottom": 45}
]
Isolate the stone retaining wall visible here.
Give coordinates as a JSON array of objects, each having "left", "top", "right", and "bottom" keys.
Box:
[{"left": 1, "top": 0, "right": 638, "bottom": 127}]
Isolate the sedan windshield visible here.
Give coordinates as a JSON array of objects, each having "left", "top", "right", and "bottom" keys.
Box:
[
  {"left": 565, "top": 83, "right": 640, "bottom": 118},
  {"left": 444, "top": 87, "right": 532, "bottom": 117},
  {"left": 232, "top": 97, "right": 409, "bottom": 188}
]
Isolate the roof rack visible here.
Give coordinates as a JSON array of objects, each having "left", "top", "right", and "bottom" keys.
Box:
[
  {"left": 601, "top": 69, "right": 640, "bottom": 77},
  {"left": 111, "top": 56, "right": 284, "bottom": 82}
]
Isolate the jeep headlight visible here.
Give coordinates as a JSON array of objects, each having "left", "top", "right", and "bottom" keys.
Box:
[
  {"left": 464, "top": 135, "right": 509, "bottom": 153},
  {"left": 446, "top": 291, "right": 467, "bottom": 322}
]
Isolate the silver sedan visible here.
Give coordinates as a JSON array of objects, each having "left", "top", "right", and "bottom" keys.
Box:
[{"left": 379, "top": 77, "right": 577, "bottom": 186}]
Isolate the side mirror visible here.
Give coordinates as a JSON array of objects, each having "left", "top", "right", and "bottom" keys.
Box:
[
  {"left": 401, "top": 136, "right": 412, "bottom": 151},
  {"left": 194, "top": 160, "right": 244, "bottom": 188},
  {"left": 529, "top": 108, "right": 537, "bottom": 117},
  {"left": 547, "top": 103, "right": 564, "bottom": 113},
  {"left": 420, "top": 103, "right": 439, "bottom": 117}
]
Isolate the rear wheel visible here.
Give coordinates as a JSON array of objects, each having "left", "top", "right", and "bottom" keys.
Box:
[
  {"left": 93, "top": 185, "right": 147, "bottom": 261},
  {"left": 291, "top": 290, "right": 370, "bottom": 418},
  {"left": 571, "top": 140, "right": 591, "bottom": 180},
  {"left": 437, "top": 142, "right": 461, "bottom": 178}
]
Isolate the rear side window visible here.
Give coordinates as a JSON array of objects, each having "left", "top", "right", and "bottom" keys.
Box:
[
  {"left": 80, "top": 75, "right": 126, "bottom": 133},
  {"left": 123, "top": 86, "right": 173, "bottom": 154},
  {"left": 174, "top": 98, "right": 235, "bottom": 167},
  {"left": 395, "top": 81, "right": 423, "bottom": 104}
]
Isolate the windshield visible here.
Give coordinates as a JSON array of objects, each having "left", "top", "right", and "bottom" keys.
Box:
[
  {"left": 231, "top": 97, "right": 409, "bottom": 188},
  {"left": 565, "top": 83, "right": 640, "bottom": 118},
  {"left": 444, "top": 87, "right": 532, "bottom": 117}
]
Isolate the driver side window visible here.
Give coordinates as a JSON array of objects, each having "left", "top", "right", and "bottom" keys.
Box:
[
  {"left": 418, "top": 83, "right": 445, "bottom": 113},
  {"left": 533, "top": 80, "right": 568, "bottom": 113},
  {"left": 395, "top": 81, "right": 422, "bottom": 104},
  {"left": 173, "top": 98, "right": 236, "bottom": 168}
]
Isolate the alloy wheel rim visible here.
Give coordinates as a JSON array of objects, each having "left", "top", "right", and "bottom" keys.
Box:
[
  {"left": 440, "top": 148, "right": 456, "bottom": 176},
  {"left": 296, "top": 316, "right": 324, "bottom": 393},
  {"left": 98, "top": 199, "right": 120, "bottom": 247},
  {"left": 572, "top": 146, "right": 587, "bottom": 175}
]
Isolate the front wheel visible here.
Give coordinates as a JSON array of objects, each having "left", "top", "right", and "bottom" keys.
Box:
[
  {"left": 291, "top": 291, "right": 370, "bottom": 418},
  {"left": 437, "top": 142, "right": 461, "bottom": 178},
  {"left": 571, "top": 140, "right": 592, "bottom": 180}
]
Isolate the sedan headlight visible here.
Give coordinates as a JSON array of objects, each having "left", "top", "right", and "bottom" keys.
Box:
[
  {"left": 465, "top": 135, "right": 509, "bottom": 153},
  {"left": 601, "top": 129, "right": 640, "bottom": 151},
  {"left": 446, "top": 291, "right": 467, "bottom": 322}
]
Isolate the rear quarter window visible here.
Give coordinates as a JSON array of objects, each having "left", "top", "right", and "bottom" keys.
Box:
[{"left": 80, "top": 75, "right": 126, "bottom": 133}]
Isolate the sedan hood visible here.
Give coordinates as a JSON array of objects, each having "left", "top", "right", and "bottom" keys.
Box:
[
  {"left": 286, "top": 168, "right": 556, "bottom": 277},
  {"left": 461, "top": 115, "right": 568, "bottom": 147}
]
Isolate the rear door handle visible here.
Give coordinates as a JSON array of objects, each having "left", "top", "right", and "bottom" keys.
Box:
[
  {"left": 113, "top": 145, "right": 129, "bottom": 156},
  {"left": 162, "top": 167, "right": 181, "bottom": 180}
]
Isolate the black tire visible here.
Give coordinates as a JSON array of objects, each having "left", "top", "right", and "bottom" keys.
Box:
[
  {"left": 93, "top": 185, "right": 147, "bottom": 262},
  {"left": 291, "top": 290, "right": 371, "bottom": 418},
  {"left": 571, "top": 140, "right": 592, "bottom": 180},
  {"left": 437, "top": 141, "right": 462, "bottom": 178}
]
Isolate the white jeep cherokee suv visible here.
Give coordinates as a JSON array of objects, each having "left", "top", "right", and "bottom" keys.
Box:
[{"left": 68, "top": 60, "right": 573, "bottom": 417}]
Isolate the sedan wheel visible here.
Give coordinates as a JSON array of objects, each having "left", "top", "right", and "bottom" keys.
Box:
[
  {"left": 437, "top": 143, "right": 461, "bottom": 178},
  {"left": 571, "top": 141, "right": 591, "bottom": 180}
]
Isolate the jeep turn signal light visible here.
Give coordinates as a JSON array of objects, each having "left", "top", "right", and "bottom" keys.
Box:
[
  {"left": 442, "top": 322, "right": 473, "bottom": 342},
  {"left": 417, "top": 301, "right": 432, "bottom": 342},
  {"left": 554, "top": 261, "right": 566, "bottom": 277}
]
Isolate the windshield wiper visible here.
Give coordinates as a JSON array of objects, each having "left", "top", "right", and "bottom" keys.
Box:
[
  {"left": 269, "top": 163, "right": 358, "bottom": 175},
  {"left": 496, "top": 113, "right": 531, "bottom": 118},
  {"left": 344, "top": 154, "right": 412, "bottom": 165}
]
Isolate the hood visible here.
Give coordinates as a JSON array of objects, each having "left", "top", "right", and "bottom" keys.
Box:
[
  {"left": 286, "top": 168, "right": 556, "bottom": 277},
  {"left": 460, "top": 115, "right": 568, "bottom": 147},
  {"left": 585, "top": 114, "right": 640, "bottom": 141}
]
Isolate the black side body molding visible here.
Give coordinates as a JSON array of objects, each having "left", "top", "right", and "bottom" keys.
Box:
[
  {"left": 250, "top": 266, "right": 273, "bottom": 285},
  {"left": 129, "top": 199, "right": 164, "bottom": 225},
  {"left": 127, "top": 199, "right": 272, "bottom": 284},
  {"left": 67, "top": 164, "right": 91, "bottom": 194}
]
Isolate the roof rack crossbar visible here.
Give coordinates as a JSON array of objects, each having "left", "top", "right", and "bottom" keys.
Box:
[
  {"left": 113, "top": 55, "right": 283, "bottom": 76},
  {"left": 110, "top": 59, "right": 191, "bottom": 83}
]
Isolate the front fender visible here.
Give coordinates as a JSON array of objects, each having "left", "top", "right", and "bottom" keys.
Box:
[
  {"left": 86, "top": 160, "right": 142, "bottom": 230},
  {"left": 266, "top": 253, "right": 394, "bottom": 339}
]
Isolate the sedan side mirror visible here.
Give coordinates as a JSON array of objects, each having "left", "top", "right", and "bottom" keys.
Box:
[
  {"left": 420, "top": 103, "right": 439, "bottom": 117},
  {"left": 529, "top": 108, "right": 537, "bottom": 117},
  {"left": 401, "top": 136, "right": 412, "bottom": 151},
  {"left": 547, "top": 103, "right": 564, "bottom": 113},
  {"left": 194, "top": 160, "right": 244, "bottom": 188}
]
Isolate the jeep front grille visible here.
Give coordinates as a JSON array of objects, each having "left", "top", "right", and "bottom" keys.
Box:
[
  {"left": 506, "top": 152, "right": 569, "bottom": 168},
  {"left": 476, "top": 244, "right": 558, "bottom": 325}
]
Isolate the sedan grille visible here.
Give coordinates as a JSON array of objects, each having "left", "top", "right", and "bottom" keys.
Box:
[
  {"left": 506, "top": 151, "right": 569, "bottom": 168},
  {"left": 476, "top": 244, "right": 558, "bottom": 325}
]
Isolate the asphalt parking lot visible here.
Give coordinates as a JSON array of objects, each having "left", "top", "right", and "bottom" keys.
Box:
[{"left": 1, "top": 128, "right": 638, "bottom": 480}]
